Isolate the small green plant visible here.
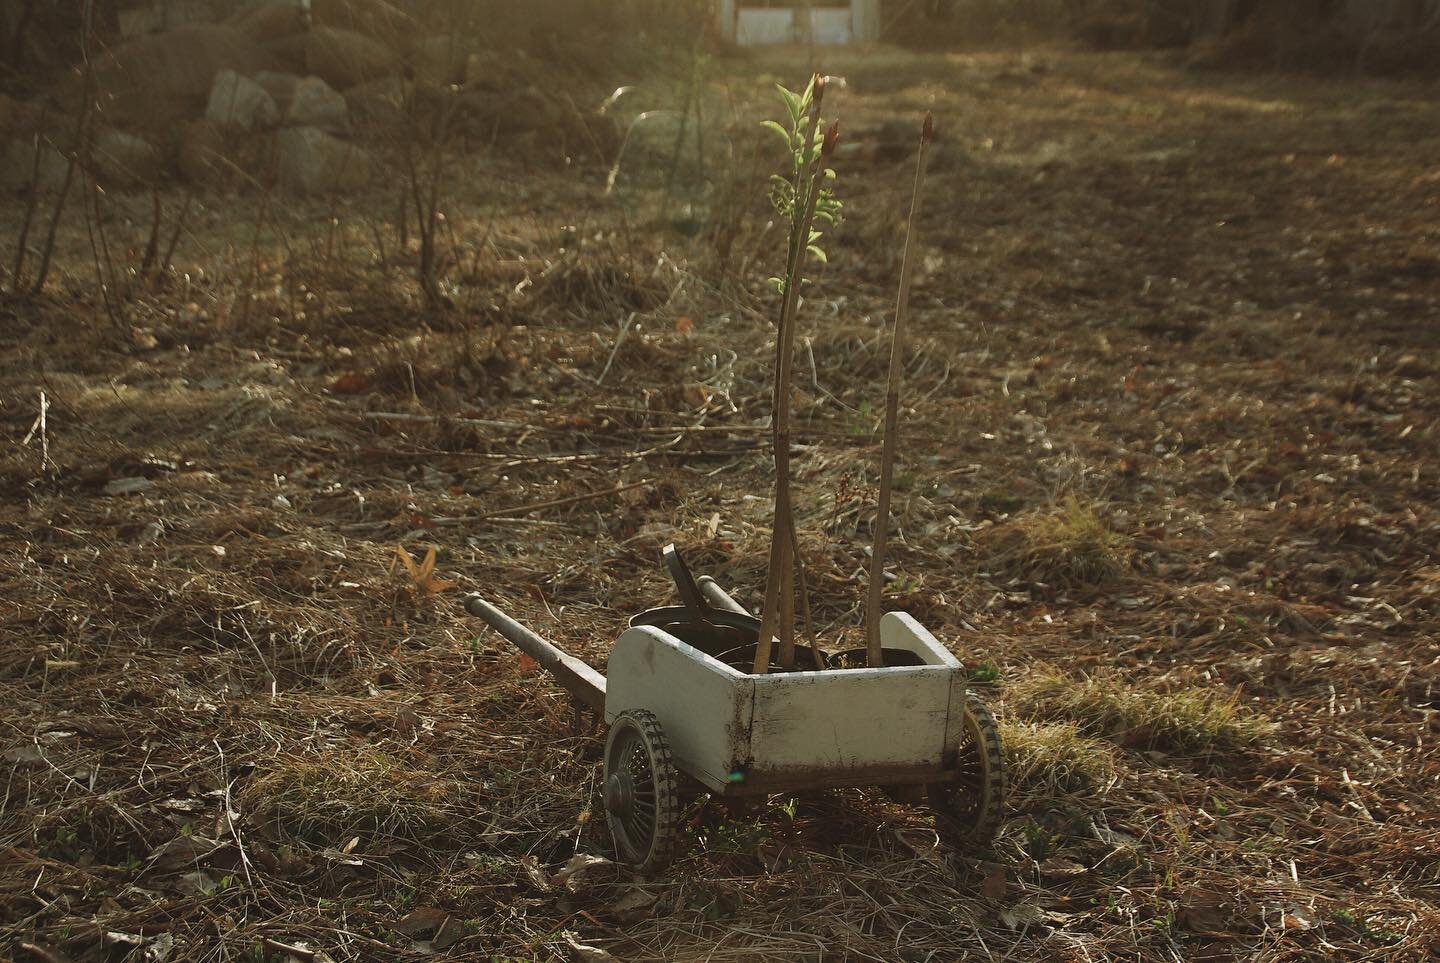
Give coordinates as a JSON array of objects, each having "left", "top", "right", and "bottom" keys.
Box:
[
  {"left": 706, "top": 818, "right": 769, "bottom": 855},
  {"left": 848, "top": 399, "right": 875, "bottom": 438},
  {"left": 967, "top": 662, "right": 1002, "bottom": 685},
  {"left": 1020, "top": 821, "right": 1062, "bottom": 860},
  {"left": 39, "top": 825, "right": 82, "bottom": 861},
  {"left": 761, "top": 82, "right": 842, "bottom": 293},
  {"left": 1330, "top": 909, "right": 1405, "bottom": 946},
  {"left": 754, "top": 75, "right": 841, "bottom": 673}
]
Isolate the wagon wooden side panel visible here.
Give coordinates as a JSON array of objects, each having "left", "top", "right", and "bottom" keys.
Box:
[
  {"left": 606, "top": 626, "right": 755, "bottom": 794},
  {"left": 881, "top": 611, "right": 969, "bottom": 762},
  {"left": 743, "top": 666, "right": 955, "bottom": 791}
]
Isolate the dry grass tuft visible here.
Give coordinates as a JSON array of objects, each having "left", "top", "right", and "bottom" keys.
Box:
[
  {"left": 1011, "top": 670, "right": 1275, "bottom": 755},
  {"left": 1001, "top": 719, "right": 1119, "bottom": 796},
  {"left": 981, "top": 496, "right": 1130, "bottom": 589},
  {"left": 240, "top": 749, "right": 477, "bottom": 844}
]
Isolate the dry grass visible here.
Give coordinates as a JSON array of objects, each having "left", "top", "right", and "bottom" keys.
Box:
[
  {"left": 1000, "top": 719, "right": 1120, "bottom": 796},
  {"left": 240, "top": 749, "right": 478, "bottom": 844},
  {"left": 2, "top": 42, "right": 1439, "bottom": 963},
  {"left": 981, "top": 495, "right": 1131, "bottom": 590},
  {"left": 1011, "top": 669, "right": 1275, "bottom": 755}
]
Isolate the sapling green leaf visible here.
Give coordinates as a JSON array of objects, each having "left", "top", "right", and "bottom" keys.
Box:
[
  {"left": 761, "top": 120, "right": 793, "bottom": 149},
  {"left": 778, "top": 84, "right": 804, "bottom": 124},
  {"left": 753, "top": 77, "right": 842, "bottom": 673}
]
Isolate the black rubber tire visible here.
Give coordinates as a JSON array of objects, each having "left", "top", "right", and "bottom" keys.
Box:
[
  {"left": 929, "top": 692, "right": 1006, "bottom": 847},
  {"left": 603, "top": 710, "right": 680, "bottom": 874}
]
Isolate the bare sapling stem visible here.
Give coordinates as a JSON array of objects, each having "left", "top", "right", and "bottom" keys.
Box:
[
  {"left": 141, "top": 189, "right": 162, "bottom": 273},
  {"left": 10, "top": 129, "right": 47, "bottom": 291},
  {"left": 32, "top": 17, "right": 97, "bottom": 297},
  {"left": 755, "top": 77, "right": 832, "bottom": 675},
  {"left": 865, "top": 112, "right": 934, "bottom": 668},
  {"left": 160, "top": 189, "right": 194, "bottom": 273}
]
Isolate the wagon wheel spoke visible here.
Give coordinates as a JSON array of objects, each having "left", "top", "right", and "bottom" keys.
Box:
[
  {"left": 929, "top": 692, "right": 1006, "bottom": 848},
  {"left": 603, "top": 710, "right": 680, "bottom": 874}
]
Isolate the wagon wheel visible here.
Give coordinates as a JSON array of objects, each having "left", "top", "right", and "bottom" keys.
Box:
[
  {"left": 603, "top": 710, "right": 680, "bottom": 874},
  {"left": 930, "top": 692, "right": 1006, "bottom": 847}
]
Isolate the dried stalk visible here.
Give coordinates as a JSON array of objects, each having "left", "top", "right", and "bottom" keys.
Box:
[
  {"left": 865, "top": 112, "right": 934, "bottom": 668},
  {"left": 9, "top": 130, "right": 47, "bottom": 291},
  {"left": 140, "top": 188, "right": 162, "bottom": 273},
  {"left": 160, "top": 189, "right": 194, "bottom": 273},
  {"left": 31, "top": 22, "right": 96, "bottom": 296}
]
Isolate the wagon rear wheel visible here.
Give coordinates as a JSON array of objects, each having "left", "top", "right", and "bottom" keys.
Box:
[
  {"left": 930, "top": 692, "right": 1006, "bottom": 847},
  {"left": 603, "top": 710, "right": 679, "bottom": 874}
]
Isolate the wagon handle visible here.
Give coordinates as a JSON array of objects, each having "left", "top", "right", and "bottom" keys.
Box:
[{"left": 663, "top": 543, "right": 711, "bottom": 624}]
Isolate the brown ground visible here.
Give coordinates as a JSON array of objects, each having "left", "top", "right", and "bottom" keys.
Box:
[{"left": 2, "top": 45, "right": 1438, "bottom": 962}]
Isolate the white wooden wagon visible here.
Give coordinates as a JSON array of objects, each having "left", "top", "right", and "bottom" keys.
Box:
[{"left": 464, "top": 546, "right": 1004, "bottom": 873}]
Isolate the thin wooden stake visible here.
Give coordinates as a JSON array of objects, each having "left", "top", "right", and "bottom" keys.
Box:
[{"left": 865, "top": 112, "right": 934, "bottom": 668}]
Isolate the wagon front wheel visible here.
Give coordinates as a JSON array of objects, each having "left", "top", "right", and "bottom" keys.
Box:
[
  {"left": 930, "top": 692, "right": 1006, "bottom": 847},
  {"left": 603, "top": 710, "right": 679, "bottom": 874}
]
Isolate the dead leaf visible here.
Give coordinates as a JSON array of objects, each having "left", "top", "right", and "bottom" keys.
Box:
[
  {"left": 144, "top": 932, "right": 175, "bottom": 962},
  {"left": 520, "top": 855, "right": 551, "bottom": 892},
  {"left": 329, "top": 372, "right": 371, "bottom": 394},
  {"left": 17, "top": 942, "right": 76, "bottom": 963},
  {"left": 394, "top": 906, "right": 449, "bottom": 937},
  {"left": 517, "top": 654, "right": 539, "bottom": 674},
  {"left": 147, "top": 835, "right": 224, "bottom": 872},
  {"left": 980, "top": 863, "right": 1008, "bottom": 901},
  {"left": 562, "top": 931, "right": 616, "bottom": 962},
  {"left": 551, "top": 853, "right": 612, "bottom": 892},
  {"left": 433, "top": 916, "right": 467, "bottom": 950},
  {"left": 606, "top": 888, "right": 658, "bottom": 923},
  {"left": 172, "top": 870, "right": 217, "bottom": 896},
  {"left": 392, "top": 546, "right": 457, "bottom": 596},
  {"left": 1038, "top": 856, "right": 1088, "bottom": 881},
  {"left": 103, "top": 476, "right": 155, "bottom": 496}
]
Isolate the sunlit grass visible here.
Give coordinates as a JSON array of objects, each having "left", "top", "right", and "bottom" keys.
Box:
[
  {"left": 1011, "top": 670, "right": 1274, "bottom": 755},
  {"left": 983, "top": 496, "right": 1130, "bottom": 589},
  {"left": 240, "top": 749, "right": 477, "bottom": 843},
  {"left": 1001, "top": 719, "right": 1119, "bottom": 796}
]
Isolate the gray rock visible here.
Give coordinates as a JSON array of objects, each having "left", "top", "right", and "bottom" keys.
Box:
[
  {"left": 253, "top": 70, "right": 304, "bottom": 112},
  {"left": 305, "top": 26, "right": 397, "bottom": 90},
  {"left": 205, "top": 69, "right": 280, "bottom": 131},
  {"left": 91, "top": 127, "right": 163, "bottom": 188},
  {"left": 0, "top": 137, "right": 71, "bottom": 193},
  {"left": 410, "top": 35, "right": 468, "bottom": 87},
  {"left": 276, "top": 126, "right": 370, "bottom": 194},
  {"left": 344, "top": 74, "right": 408, "bottom": 130},
  {"left": 285, "top": 76, "right": 347, "bottom": 132}
]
